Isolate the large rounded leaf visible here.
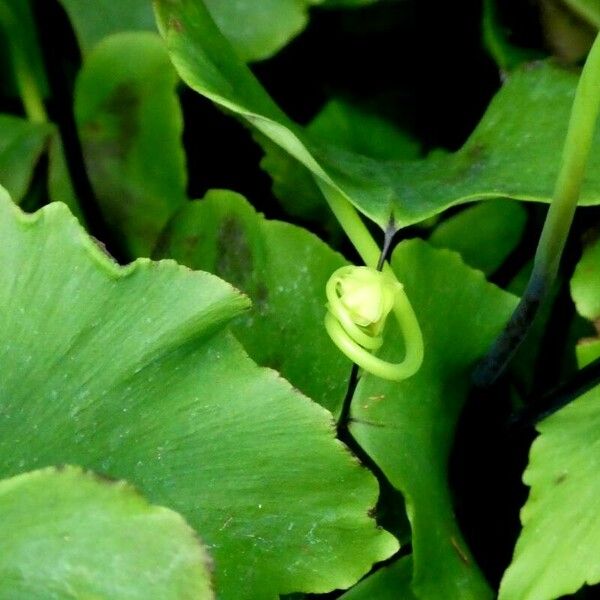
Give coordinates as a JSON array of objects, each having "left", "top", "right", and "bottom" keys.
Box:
[
  {"left": 155, "top": 0, "right": 600, "bottom": 229},
  {"left": 156, "top": 189, "right": 351, "bottom": 414},
  {"left": 0, "top": 466, "right": 212, "bottom": 599},
  {"left": 0, "top": 188, "right": 397, "bottom": 598}
]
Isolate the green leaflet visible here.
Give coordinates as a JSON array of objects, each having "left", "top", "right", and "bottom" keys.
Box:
[
  {"left": 349, "top": 240, "right": 517, "bottom": 599},
  {"left": 571, "top": 234, "right": 600, "bottom": 321},
  {"left": 155, "top": 0, "right": 600, "bottom": 230},
  {"left": 59, "top": 0, "right": 322, "bottom": 62},
  {"left": 577, "top": 337, "right": 600, "bottom": 366},
  {"left": 429, "top": 199, "right": 527, "bottom": 276},
  {"left": 499, "top": 347, "right": 600, "bottom": 599},
  {"left": 339, "top": 556, "right": 416, "bottom": 600},
  {"left": 0, "top": 466, "right": 212, "bottom": 599},
  {"left": 202, "top": 0, "right": 322, "bottom": 62},
  {"left": 0, "top": 188, "right": 397, "bottom": 599},
  {"left": 0, "top": 114, "right": 50, "bottom": 203},
  {"left": 74, "top": 32, "right": 186, "bottom": 257},
  {"left": 57, "top": 0, "right": 157, "bottom": 56},
  {"left": 156, "top": 189, "right": 352, "bottom": 414}
]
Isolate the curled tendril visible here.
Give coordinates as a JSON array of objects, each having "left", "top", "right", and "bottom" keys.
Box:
[{"left": 325, "top": 265, "right": 424, "bottom": 381}]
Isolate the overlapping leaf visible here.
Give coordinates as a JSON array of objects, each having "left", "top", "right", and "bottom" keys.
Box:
[
  {"left": 0, "top": 188, "right": 397, "bottom": 599},
  {"left": 74, "top": 31, "right": 186, "bottom": 257},
  {"left": 258, "top": 98, "right": 420, "bottom": 228},
  {"left": 156, "top": 189, "right": 352, "bottom": 414},
  {"left": 571, "top": 234, "right": 600, "bottom": 321},
  {"left": 0, "top": 114, "right": 50, "bottom": 203},
  {"left": 59, "top": 0, "right": 323, "bottom": 62},
  {"left": 499, "top": 355, "right": 600, "bottom": 599},
  {"left": 349, "top": 240, "right": 517, "bottom": 599},
  {"left": 429, "top": 199, "right": 527, "bottom": 276},
  {"left": 155, "top": 0, "right": 600, "bottom": 230},
  {"left": 0, "top": 466, "right": 213, "bottom": 599},
  {"left": 339, "top": 556, "right": 416, "bottom": 600}
]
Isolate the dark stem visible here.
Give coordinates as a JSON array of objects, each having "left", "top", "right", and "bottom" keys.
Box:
[
  {"left": 336, "top": 364, "right": 360, "bottom": 437},
  {"left": 511, "top": 355, "right": 600, "bottom": 428},
  {"left": 472, "top": 274, "right": 547, "bottom": 387}
]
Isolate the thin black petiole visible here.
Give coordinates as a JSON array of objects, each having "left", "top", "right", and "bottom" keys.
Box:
[
  {"left": 337, "top": 364, "right": 360, "bottom": 436},
  {"left": 511, "top": 355, "right": 600, "bottom": 428}
]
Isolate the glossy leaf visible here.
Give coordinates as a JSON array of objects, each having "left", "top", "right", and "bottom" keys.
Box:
[
  {"left": 0, "top": 188, "right": 397, "bottom": 599},
  {"left": 156, "top": 189, "right": 352, "bottom": 414},
  {"left": 349, "top": 240, "right": 517, "bottom": 599},
  {"left": 306, "top": 99, "right": 421, "bottom": 161},
  {"left": 155, "top": 0, "right": 600, "bottom": 230},
  {"left": 258, "top": 99, "right": 420, "bottom": 226},
  {"left": 499, "top": 356, "right": 600, "bottom": 599},
  {"left": 0, "top": 114, "right": 50, "bottom": 203},
  {"left": 0, "top": 466, "right": 213, "bottom": 599},
  {"left": 429, "top": 199, "right": 527, "bottom": 276},
  {"left": 339, "top": 556, "right": 416, "bottom": 600},
  {"left": 75, "top": 32, "right": 186, "bottom": 257},
  {"left": 571, "top": 235, "right": 600, "bottom": 320}
]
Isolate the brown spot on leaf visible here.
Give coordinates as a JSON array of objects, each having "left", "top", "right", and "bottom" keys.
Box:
[
  {"left": 102, "top": 82, "right": 141, "bottom": 157},
  {"left": 169, "top": 17, "right": 183, "bottom": 32},
  {"left": 555, "top": 472, "right": 568, "bottom": 485},
  {"left": 451, "top": 536, "right": 470, "bottom": 565},
  {"left": 216, "top": 218, "right": 253, "bottom": 289}
]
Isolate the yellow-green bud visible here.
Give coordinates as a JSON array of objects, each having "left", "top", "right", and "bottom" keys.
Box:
[{"left": 336, "top": 267, "right": 400, "bottom": 334}]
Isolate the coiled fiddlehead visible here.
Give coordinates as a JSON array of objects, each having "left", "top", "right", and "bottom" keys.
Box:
[{"left": 325, "top": 265, "right": 423, "bottom": 381}]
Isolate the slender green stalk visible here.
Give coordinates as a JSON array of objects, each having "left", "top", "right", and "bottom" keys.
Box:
[
  {"left": 320, "top": 184, "right": 383, "bottom": 269},
  {"left": 0, "top": 1, "right": 47, "bottom": 123},
  {"left": 474, "top": 33, "right": 600, "bottom": 387}
]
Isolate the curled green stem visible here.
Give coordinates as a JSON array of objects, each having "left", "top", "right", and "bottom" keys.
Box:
[
  {"left": 317, "top": 183, "right": 424, "bottom": 381},
  {"left": 324, "top": 266, "right": 423, "bottom": 382}
]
